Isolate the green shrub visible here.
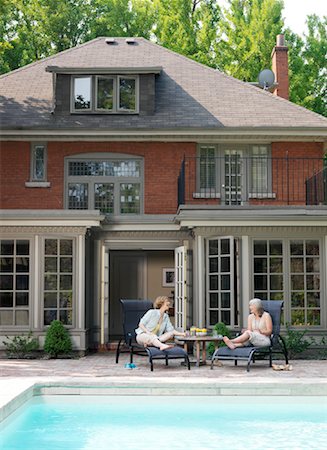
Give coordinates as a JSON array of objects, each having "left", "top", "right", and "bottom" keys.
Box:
[
  {"left": 284, "top": 323, "right": 311, "bottom": 359},
  {"left": 207, "top": 322, "right": 232, "bottom": 356},
  {"left": 3, "top": 332, "right": 39, "bottom": 358},
  {"left": 44, "top": 320, "right": 72, "bottom": 358}
]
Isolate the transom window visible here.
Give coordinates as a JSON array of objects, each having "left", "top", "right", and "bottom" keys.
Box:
[
  {"left": 253, "top": 238, "right": 322, "bottom": 327},
  {"left": 43, "top": 239, "right": 74, "bottom": 326},
  {"left": 72, "top": 75, "right": 138, "bottom": 113},
  {"left": 66, "top": 156, "right": 142, "bottom": 215},
  {"left": 0, "top": 240, "right": 30, "bottom": 326}
]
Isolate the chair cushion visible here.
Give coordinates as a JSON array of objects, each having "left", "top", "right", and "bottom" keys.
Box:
[
  {"left": 146, "top": 346, "right": 187, "bottom": 359},
  {"left": 217, "top": 346, "right": 257, "bottom": 358}
]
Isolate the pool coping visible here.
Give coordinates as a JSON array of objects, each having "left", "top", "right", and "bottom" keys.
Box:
[{"left": 1, "top": 377, "right": 327, "bottom": 423}]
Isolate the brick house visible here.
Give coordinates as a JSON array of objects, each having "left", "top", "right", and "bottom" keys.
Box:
[{"left": 0, "top": 36, "right": 326, "bottom": 352}]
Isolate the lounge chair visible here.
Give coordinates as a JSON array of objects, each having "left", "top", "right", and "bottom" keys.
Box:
[
  {"left": 115, "top": 299, "right": 190, "bottom": 371},
  {"left": 210, "top": 300, "right": 288, "bottom": 372}
]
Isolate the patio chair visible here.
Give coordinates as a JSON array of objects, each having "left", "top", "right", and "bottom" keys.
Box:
[
  {"left": 115, "top": 299, "right": 190, "bottom": 371},
  {"left": 210, "top": 300, "right": 288, "bottom": 372}
]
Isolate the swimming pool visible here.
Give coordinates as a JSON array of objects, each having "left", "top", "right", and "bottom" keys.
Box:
[{"left": 1, "top": 395, "right": 326, "bottom": 450}]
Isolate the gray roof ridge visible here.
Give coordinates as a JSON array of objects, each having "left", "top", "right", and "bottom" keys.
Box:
[
  {"left": 138, "top": 37, "right": 327, "bottom": 124},
  {"left": 0, "top": 37, "right": 104, "bottom": 80}
]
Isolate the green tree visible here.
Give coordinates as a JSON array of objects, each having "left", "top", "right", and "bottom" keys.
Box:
[
  {"left": 215, "top": 0, "right": 284, "bottom": 80},
  {"left": 286, "top": 15, "right": 327, "bottom": 117},
  {"left": 153, "top": 0, "right": 220, "bottom": 66},
  {"left": 88, "top": 0, "right": 155, "bottom": 40}
]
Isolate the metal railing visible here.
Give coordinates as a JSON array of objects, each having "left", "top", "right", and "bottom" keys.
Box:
[{"left": 178, "top": 155, "right": 326, "bottom": 206}]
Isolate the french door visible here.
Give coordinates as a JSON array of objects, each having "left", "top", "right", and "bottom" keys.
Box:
[
  {"left": 222, "top": 149, "right": 245, "bottom": 205},
  {"left": 175, "top": 245, "right": 192, "bottom": 330},
  {"left": 206, "top": 236, "right": 238, "bottom": 328}
]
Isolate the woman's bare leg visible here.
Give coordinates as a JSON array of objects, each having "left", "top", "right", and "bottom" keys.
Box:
[
  {"left": 223, "top": 331, "right": 251, "bottom": 350},
  {"left": 136, "top": 333, "right": 173, "bottom": 351}
]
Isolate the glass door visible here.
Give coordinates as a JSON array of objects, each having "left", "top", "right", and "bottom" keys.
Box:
[
  {"left": 223, "top": 149, "right": 245, "bottom": 205},
  {"left": 206, "top": 236, "right": 238, "bottom": 328}
]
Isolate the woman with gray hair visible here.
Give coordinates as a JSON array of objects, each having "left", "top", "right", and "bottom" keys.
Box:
[{"left": 223, "top": 298, "right": 273, "bottom": 349}]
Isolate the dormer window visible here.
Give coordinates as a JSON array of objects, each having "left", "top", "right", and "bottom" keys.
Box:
[
  {"left": 71, "top": 75, "right": 138, "bottom": 113},
  {"left": 74, "top": 77, "right": 91, "bottom": 110}
]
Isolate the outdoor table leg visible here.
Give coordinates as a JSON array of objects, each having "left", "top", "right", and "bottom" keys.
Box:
[
  {"left": 202, "top": 341, "right": 207, "bottom": 364},
  {"left": 195, "top": 341, "right": 201, "bottom": 367}
]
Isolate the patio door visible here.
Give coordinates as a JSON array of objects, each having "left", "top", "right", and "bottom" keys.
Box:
[
  {"left": 206, "top": 236, "right": 238, "bottom": 328},
  {"left": 175, "top": 245, "right": 192, "bottom": 330},
  {"left": 222, "top": 149, "right": 245, "bottom": 205}
]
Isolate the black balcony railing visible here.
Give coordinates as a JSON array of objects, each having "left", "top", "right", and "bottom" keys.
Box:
[
  {"left": 306, "top": 166, "right": 327, "bottom": 205},
  {"left": 178, "top": 155, "right": 327, "bottom": 207}
]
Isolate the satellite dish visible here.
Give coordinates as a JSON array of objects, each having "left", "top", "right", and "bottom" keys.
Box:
[{"left": 258, "top": 69, "right": 275, "bottom": 90}]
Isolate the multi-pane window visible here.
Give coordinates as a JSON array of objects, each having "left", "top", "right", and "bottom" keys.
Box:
[
  {"left": 43, "top": 239, "right": 73, "bottom": 326},
  {"left": 72, "top": 76, "right": 138, "bottom": 113},
  {"left": 290, "top": 240, "right": 320, "bottom": 326},
  {"left": 207, "top": 237, "right": 236, "bottom": 327},
  {"left": 198, "top": 144, "right": 271, "bottom": 203},
  {"left": 199, "top": 146, "right": 215, "bottom": 190},
  {"left": 253, "top": 238, "right": 322, "bottom": 327},
  {"left": 251, "top": 146, "right": 269, "bottom": 192},
  {"left": 253, "top": 240, "right": 284, "bottom": 301},
  {"left": 67, "top": 157, "right": 142, "bottom": 215},
  {"left": 0, "top": 240, "right": 30, "bottom": 326},
  {"left": 31, "top": 144, "right": 46, "bottom": 181}
]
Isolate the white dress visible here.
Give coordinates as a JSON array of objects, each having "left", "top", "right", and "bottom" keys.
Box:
[{"left": 247, "top": 312, "right": 271, "bottom": 347}]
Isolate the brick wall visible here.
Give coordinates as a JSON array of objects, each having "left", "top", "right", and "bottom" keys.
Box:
[{"left": 0, "top": 141, "right": 196, "bottom": 213}]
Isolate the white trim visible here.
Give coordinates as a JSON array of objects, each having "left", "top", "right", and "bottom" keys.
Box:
[
  {"left": 33, "top": 235, "right": 39, "bottom": 329},
  {"left": 46, "top": 66, "right": 162, "bottom": 75},
  {"left": 196, "top": 235, "right": 205, "bottom": 327},
  {"left": 25, "top": 182, "right": 51, "bottom": 188},
  {"left": 77, "top": 234, "right": 84, "bottom": 329},
  {"left": 193, "top": 192, "right": 221, "bottom": 199},
  {"left": 1, "top": 128, "right": 326, "bottom": 141},
  {"left": 241, "top": 235, "right": 251, "bottom": 326},
  {"left": 249, "top": 193, "right": 276, "bottom": 199}
]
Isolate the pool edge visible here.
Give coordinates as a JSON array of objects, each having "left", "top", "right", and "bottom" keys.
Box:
[{"left": 1, "top": 379, "right": 327, "bottom": 423}]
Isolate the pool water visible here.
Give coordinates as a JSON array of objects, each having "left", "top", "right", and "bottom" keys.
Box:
[{"left": 1, "top": 395, "right": 326, "bottom": 450}]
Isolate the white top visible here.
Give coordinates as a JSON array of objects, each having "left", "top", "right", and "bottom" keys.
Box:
[{"left": 135, "top": 309, "right": 174, "bottom": 336}]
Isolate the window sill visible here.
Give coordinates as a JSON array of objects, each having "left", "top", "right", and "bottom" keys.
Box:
[
  {"left": 193, "top": 192, "right": 221, "bottom": 199},
  {"left": 25, "top": 181, "right": 51, "bottom": 188},
  {"left": 249, "top": 193, "right": 276, "bottom": 199}
]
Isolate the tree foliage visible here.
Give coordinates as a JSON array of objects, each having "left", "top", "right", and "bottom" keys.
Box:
[
  {"left": 286, "top": 15, "right": 327, "bottom": 117},
  {"left": 0, "top": 0, "right": 326, "bottom": 116},
  {"left": 215, "top": 0, "right": 284, "bottom": 80}
]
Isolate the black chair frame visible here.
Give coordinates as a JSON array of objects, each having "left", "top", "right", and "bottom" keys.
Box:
[
  {"left": 211, "top": 300, "right": 289, "bottom": 372},
  {"left": 116, "top": 299, "right": 190, "bottom": 371}
]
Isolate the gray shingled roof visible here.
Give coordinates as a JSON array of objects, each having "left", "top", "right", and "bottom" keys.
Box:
[{"left": 0, "top": 37, "right": 326, "bottom": 130}]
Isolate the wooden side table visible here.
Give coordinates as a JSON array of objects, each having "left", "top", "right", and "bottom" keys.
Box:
[{"left": 175, "top": 335, "right": 222, "bottom": 367}]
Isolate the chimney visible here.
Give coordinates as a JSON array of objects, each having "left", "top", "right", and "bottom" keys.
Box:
[{"left": 271, "top": 34, "right": 289, "bottom": 100}]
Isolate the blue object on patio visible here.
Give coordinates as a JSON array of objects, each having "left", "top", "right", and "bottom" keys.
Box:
[
  {"left": 210, "top": 300, "right": 289, "bottom": 372},
  {"left": 116, "top": 299, "right": 190, "bottom": 371}
]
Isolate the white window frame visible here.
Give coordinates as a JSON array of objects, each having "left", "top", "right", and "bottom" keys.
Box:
[
  {"left": 71, "top": 75, "right": 139, "bottom": 114},
  {"left": 0, "top": 238, "right": 31, "bottom": 328},
  {"left": 117, "top": 75, "right": 139, "bottom": 113},
  {"left": 251, "top": 237, "right": 324, "bottom": 329},
  {"left": 65, "top": 153, "right": 144, "bottom": 215},
  {"left": 30, "top": 142, "right": 47, "bottom": 182},
  {"left": 42, "top": 237, "right": 75, "bottom": 328},
  {"left": 95, "top": 75, "right": 116, "bottom": 112},
  {"left": 71, "top": 76, "right": 92, "bottom": 113},
  {"left": 195, "top": 144, "right": 273, "bottom": 202}
]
